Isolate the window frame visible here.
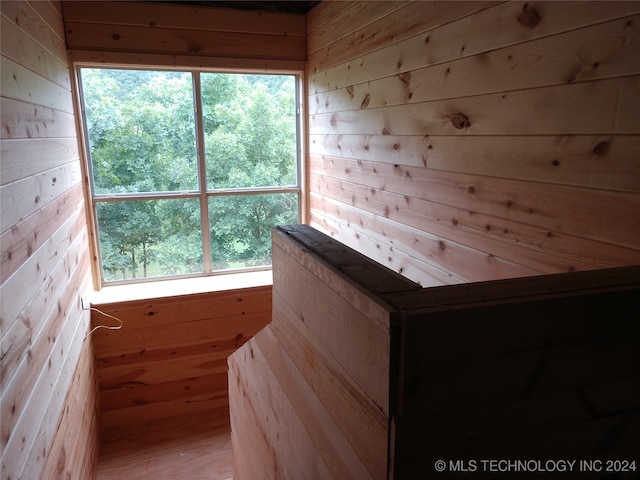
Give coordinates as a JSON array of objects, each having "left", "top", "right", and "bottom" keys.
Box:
[{"left": 73, "top": 63, "right": 306, "bottom": 288}]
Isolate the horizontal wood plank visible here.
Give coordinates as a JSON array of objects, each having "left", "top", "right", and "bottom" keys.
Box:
[
  {"left": 64, "top": 22, "right": 306, "bottom": 61},
  {"left": 2, "top": 273, "right": 90, "bottom": 479},
  {"left": 310, "top": 76, "right": 640, "bottom": 136},
  {"left": 0, "top": 160, "right": 82, "bottom": 234},
  {"left": 310, "top": 134, "right": 640, "bottom": 193},
  {"left": 41, "top": 337, "right": 100, "bottom": 480},
  {"left": 309, "top": 1, "right": 640, "bottom": 86},
  {"left": 0, "top": 206, "right": 87, "bottom": 335},
  {"left": 91, "top": 286, "right": 271, "bottom": 427},
  {"left": 1, "top": 182, "right": 84, "bottom": 283},
  {"left": 307, "top": 0, "right": 408, "bottom": 56},
  {"left": 0, "top": 138, "right": 79, "bottom": 185},
  {"left": 1, "top": 239, "right": 90, "bottom": 453},
  {"left": 67, "top": 49, "right": 305, "bottom": 73},
  {"left": 308, "top": 202, "right": 535, "bottom": 284},
  {"left": 310, "top": 16, "right": 640, "bottom": 115},
  {"left": 307, "top": 1, "right": 496, "bottom": 73},
  {"left": 101, "top": 371, "right": 228, "bottom": 412},
  {"left": 62, "top": 0, "right": 305, "bottom": 36},
  {"left": 0, "top": 15, "right": 71, "bottom": 90},
  {"left": 306, "top": 1, "right": 357, "bottom": 35},
  {"left": 310, "top": 157, "right": 640, "bottom": 252},
  {"left": 1, "top": 56, "right": 74, "bottom": 113},
  {"left": 1, "top": 209, "right": 88, "bottom": 385},
  {"left": 1, "top": 0, "right": 68, "bottom": 64},
  {"left": 1, "top": 2, "right": 94, "bottom": 479},
  {"left": 0, "top": 97, "right": 78, "bottom": 140},
  {"left": 101, "top": 393, "right": 229, "bottom": 429}
]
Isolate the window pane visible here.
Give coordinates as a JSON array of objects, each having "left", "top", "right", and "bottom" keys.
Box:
[
  {"left": 202, "top": 74, "right": 298, "bottom": 189},
  {"left": 96, "top": 199, "right": 203, "bottom": 282},
  {"left": 81, "top": 69, "right": 198, "bottom": 194},
  {"left": 209, "top": 193, "right": 299, "bottom": 270}
]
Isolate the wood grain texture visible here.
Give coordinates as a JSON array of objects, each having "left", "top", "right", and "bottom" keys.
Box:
[
  {"left": 308, "top": 1, "right": 640, "bottom": 92},
  {"left": 63, "top": 0, "right": 306, "bottom": 62},
  {"left": 230, "top": 226, "right": 640, "bottom": 479},
  {"left": 91, "top": 286, "right": 271, "bottom": 429},
  {"left": 0, "top": 2, "right": 96, "bottom": 479},
  {"left": 42, "top": 336, "right": 101, "bottom": 480},
  {"left": 229, "top": 226, "right": 405, "bottom": 480},
  {"left": 386, "top": 266, "right": 640, "bottom": 479},
  {"left": 62, "top": 0, "right": 305, "bottom": 36},
  {"left": 306, "top": 1, "right": 640, "bottom": 285},
  {"left": 97, "top": 408, "right": 233, "bottom": 480}
]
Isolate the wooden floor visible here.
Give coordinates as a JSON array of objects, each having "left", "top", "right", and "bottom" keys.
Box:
[{"left": 97, "top": 408, "right": 233, "bottom": 480}]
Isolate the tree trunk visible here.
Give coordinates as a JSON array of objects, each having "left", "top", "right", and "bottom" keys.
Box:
[{"left": 143, "top": 241, "right": 148, "bottom": 277}]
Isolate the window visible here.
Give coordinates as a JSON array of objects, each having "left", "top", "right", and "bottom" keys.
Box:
[{"left": 78, "top": 68, "right": 301, "bottom": 284}]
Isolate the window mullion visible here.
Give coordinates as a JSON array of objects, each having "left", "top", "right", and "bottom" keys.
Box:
[{"left": 193, "top": 72, "right": 212, "bottom": 274}]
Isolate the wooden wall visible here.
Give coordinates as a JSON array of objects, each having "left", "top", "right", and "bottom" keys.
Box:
[
  {"left": 91, "top": 286, "right": 271, "bottom": 435},
  {"left": 307, "top": 1, "right": 640, "bottom": 287},
  {"left": 387, "top": 265, "right": 640, "bottom": 479},
  {"left": 62, "top": 0, "right": 306, "bottom": 70},
  {"left": 229, "top": 225, "right": 640, "bottom": 480},
  {"left": 0, "top": 1, "right": 98, "bottom": 479},
  {"left": 228, "top": 226, "right": 420, "bottom": 480}
]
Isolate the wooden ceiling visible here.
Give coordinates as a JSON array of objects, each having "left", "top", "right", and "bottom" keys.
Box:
[{"left": 151, "top": 1, "right": 320, "bottom": 14}]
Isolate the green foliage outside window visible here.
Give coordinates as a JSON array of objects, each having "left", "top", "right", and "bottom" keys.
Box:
[{"left": 81, "top": 68, "right": 300, "bottom": 282}]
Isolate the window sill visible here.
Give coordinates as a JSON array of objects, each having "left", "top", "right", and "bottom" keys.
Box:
[{"left": 90, "top": 270, "right": 273, "bottom": 306}]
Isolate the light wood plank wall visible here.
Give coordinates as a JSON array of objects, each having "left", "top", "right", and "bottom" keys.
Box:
[
  {"left": 307, "top": 1, "right": 640, "bottom": 287},
  {"left": 91, "top": 286, "right": 271, "bottom": 434},
  {"left": 62, "top": 0, "right": 306, "bottom": 70},
  {"left": 0, "top": 1, "right": 99, "bottom": 479},
  {"left": 229, "top": 226, "right": 420, "bottom": 480}
]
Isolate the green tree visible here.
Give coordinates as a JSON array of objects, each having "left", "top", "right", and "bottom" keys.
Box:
[{"left": 82, "top": 69, "right": 299, "bottom": 281}]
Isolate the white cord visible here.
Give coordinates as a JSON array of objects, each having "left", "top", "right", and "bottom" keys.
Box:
[{"left": 83, "top": 306, "right": 124, "bottom": 340}]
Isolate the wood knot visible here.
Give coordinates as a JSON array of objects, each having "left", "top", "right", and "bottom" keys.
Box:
[
  {"left": 518, "top": 3, "right": 541, "bottom": 28},
  {"left": 449, "top": 113, "right": 470, "bottom": 129},
  {"left": 112, "top": 33, "right": 121, "bottom": 40},
  {"left": 398, "top": 72, "right": 411, "bottom": 85},
  {"left": 592, "top": 140, "right": 610, "bottom": 156},
  {"left": 360, "top": 94, "right": 370, "bottom": 109}
]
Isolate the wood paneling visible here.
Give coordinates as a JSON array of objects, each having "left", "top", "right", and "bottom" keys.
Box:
[
  {"left": 229, "top": 225, "right": 640, "bottom": 479},
  {"left": 91, "top": 286, "right": 271, "bottom": 430},
  {"left": 228, "top": 225, "right": 420, "bottom": 480},
  {"left": 63, "top": 0, "right": 306, "bottom": 68},
  {"left": 306, "top": 1, "right": 640, "bottom": 284},
  {"left": 0, "top": 2, "right": 97, "bottom": 479},
  {"left": 385, "top": 266, "right": 640, "bottom": 479}
]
